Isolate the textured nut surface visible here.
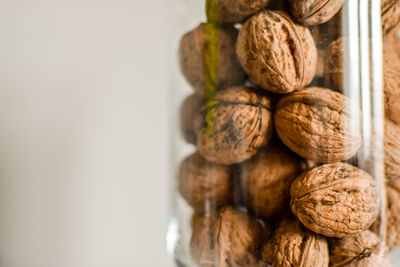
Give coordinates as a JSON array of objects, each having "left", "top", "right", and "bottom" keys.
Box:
[
  {"left": 190, "top": 206, "right": 263, "bottom": 267},
  {"left": 260, "top": 218, "right": 329, "bottom": 267},
  {"left": 383, "top": 42, "right": 400, "bottom": 125},
  {"left": 179, "top": 23, "right": 245, "bottom": 95},
  {"left": 180, "top": 94, "right": 204, "bottom": 144},
  {"left": 275, "top": 87, "right": 362, "bottom": 163},
  {"left": 241, "top": 143, "right": 305, "bottom": 219},
  {"left": 178, "top": 153, "right": 232, "bottom": 212},
  {"left": 385, "top": 184, "right": 400, "bottom": 250},
  {"left": 326, "top": 37, "right": 346, "bottom": 91},
  {"left": 206, "top": 0, "right": 269, "bottom": 23},
  {"left": 382, "top": 0, "right": 400, "bottom": 35},
  {"left": 194, "top": 86, "right": 273, "bottom": 165},
  {"left": 236, "top": 10, "right": 317, "bottom": 94},
  {"left": 289, "top": 0, "right": 345, "bottom": 26},
  {"left": 290, "top": 162, "right": 379, "bottom": 238},
  {"left": 385, "top": 120, "right": 400, "bottom": 184},
  {"left": 330, "top": 230, "right": 390, "bottom": 267}
]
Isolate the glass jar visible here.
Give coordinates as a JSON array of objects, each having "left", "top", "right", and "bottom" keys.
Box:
[{"left": 168, "top": 0, "right": 400, "bottom": 266}]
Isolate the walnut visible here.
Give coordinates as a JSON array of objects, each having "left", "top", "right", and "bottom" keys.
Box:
[
  {"left": 290, "top": 162, "right": 379, "bottom": 238},
  {"left": 260, "top": 217, "right": 329, "bottom": 267},
  {"left": 180, "top": 94, "right": 204, "bottom": 144},
  {"left": 289, "top": 0, "right": 345, "bottom": 26},
  {"left": 236, "top": 10, "right": 317, "bottom": 94},
  {"left": 383, "top": 42, "right": 400, "bottom": 125},
  {"left": 178, "top": 153, "right": 232, "bottom": 212},
  {"left": 385, "top": 120, "right": 400, "bottom": 184},
  {"left": 274, "top": 87, "right": 362, "bottom": 163},
  {"left": 330, "top": 230, "right": 391, "bottom": 267},
  {"left": 382, "top": 0, "right": 400, "bottom": 35},
  {"left": 179, "top": 23, "right": 245, "bottom": 95},
  {"left": 326, "top": 37, "right": 345, "bottom": 91},
  {"left": 385, "top": 183, "right": 400, "bottom": 250},
  {"left": 206, "top": 0, "right": 270, "bottom": 23},
  {"left": 240, "top": 143, "right": 305, "bottom": 219},
  {"left": 194, "top": 86, "right": 273, "bottom": 165},
  {"left": 190, "top": 206, "right": 263, "bottom": 267}
]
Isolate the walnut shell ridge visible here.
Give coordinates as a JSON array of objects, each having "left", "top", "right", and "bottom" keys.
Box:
[
  {"left": 194, "top": 86, "right": 273, "bottom": 165},
  {"left": 190, "top": 206, "right": 263, "bottom": 267},
  {"left": 240, "top": 143, "right": 305, "bottom": 219},
  {"left": 179, "top": 23, "right": 245, "bottom": 95},
  {"left": 289, "top": 0, "right": 345, "bottom": 26},
  {"left": 290, "top": 162, "right": 379, "bottom": 238},
  {"left": 330, "top": 230, "right": 391, "bottom": 267},
  {"left": 260, "top": 217, "right": 329, "bottom": 267},
  {"left": 382, "top": 0, "right": 400, "bottom": 35},
  {"left": 275, "top": 87, "right": 362, "bottom": 163},
  {"left": 178, "top": 153, "right": 232, "bottom": 212},
  {"left": 236, "top": 10, "right": 317, "bottom": 94},
  {"left": 206, "top": 0, "right": 270, "bottom": 23}
]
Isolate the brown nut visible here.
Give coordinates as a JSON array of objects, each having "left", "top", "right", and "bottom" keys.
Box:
[
  {"left": 190, "top": 206, "right": 263, "bottom": 267},
  {"left": 236, "top": 10, "right": 317, "bottom": 94},
  {"left": 206, "top": 0, "right": 270, "bottom": 23},
  {"left": 260, "top": 217, "right": 329, "bottom": 267},
  {"left": 180, "top": 94, "right": 204, "bottom": 144},
  {"left": 330, "top": 230, "right": 391, "bottom": 267},
  {"left": 385, "top": 120, "right": 400, "bottom": 184},
  {"left": 194, "top": 86, "right": 273, "bottom": 165},
  {"left": 385, "top": 183, "right": 400, "bottom": 251},
  {"left": 275, "top": 87, "right": 362, "bottom": 163},
  {"left": 179, "top": 23, "right": 245, "bottom": 95},
  {"left": 178, "top": 153, "right": 232, "bottom": 212},
  {"left": 240, "top": 143, "right": 305, "bottom": 219},
  {"left": 382, "top": 0, "right": 400, "bottom": 35},
  {"left": 289, "top": 0, "right": 345, "bottom": 26},
  {"left": 290, "top": 162, "right": 379, "bottom": 238},
  {"left": 383, "top": 43, "right": 400, "bottom": 125}
]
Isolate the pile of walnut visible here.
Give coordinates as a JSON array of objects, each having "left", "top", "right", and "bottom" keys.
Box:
[{"left": 178, "top": 0, "right": 400, "bottom": 266}]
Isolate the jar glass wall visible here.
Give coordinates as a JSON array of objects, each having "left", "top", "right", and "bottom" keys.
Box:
[{"left": 168, "top": 0, "right": 400, "bottom": 266}]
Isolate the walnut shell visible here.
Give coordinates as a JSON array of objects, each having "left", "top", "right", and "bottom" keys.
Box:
[
  {"left": 383, "top": 42, "right": 400, "bottom": 125},
  {"left": 382, "top": 0, "right": 400, "bottom": 35},
  {"left": 290, "top": 162, "right": 379, "bottom": 238},
  {"left": 190, "top": 206, "right": 263, "bottom": 267},
  {"left": 178, "top": 153, "right": 232, "bottom": 212},
  {"left": 385, "top": 120, "right": 400, "bottom": 184},
  {"left": 385, "top": 184, "right": 400, "bottom": 251},
  {"left": 206, "top": 0, "right": 270, "bottom": 23},
  {"left": 260, "top": 217, "right": 329, "bottom": 267},
  {"left": 180, "top": 94, "right": 204, "bottom": 144},
  {"left": 240, "top": 143, "right": 305, "bottom": 219},
  {"left": 179, "top": 23, "right": 245, "bottom": 95},
  {"left": 289, "top": 0, "right": 345, "bottom": 26},
  {"left": 194, "top": 86, "right": 273, "bottom": 165},
  {"left": 236, "top": 10, "right": 317, "bottom": 94},
  {"left": 330, "top": 230, "right": 391, "bottom": 267},
  {"left": 326, "top": 37, "right": 345, "bottom": 91},
  {"left": 275, "top": 87, "right": 362, "bottom": 163}
]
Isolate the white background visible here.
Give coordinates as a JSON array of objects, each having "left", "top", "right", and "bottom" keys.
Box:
[{"left": 0, "top": 0, "right": 399, "bottom": 267}]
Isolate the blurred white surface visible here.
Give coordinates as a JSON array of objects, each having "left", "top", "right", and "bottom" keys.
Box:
[{"left": 0, "top": 0, "right": 173, "bottom": 266}]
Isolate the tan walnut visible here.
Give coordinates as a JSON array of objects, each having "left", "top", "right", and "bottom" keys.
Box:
[
  {"left": 289, "top": 0, "right": 345, "bottom": 26},
  {"left": 382, "top": 0, "right": 400, "bottom": 35},
  {"left": 260, "top": 217, "right": 329, "bottom": 267},
  {"left": 178, "top": 153, "right": 232, "bottom": 212},
  {"left": 190, "top": 206, "right": 263, "bottom": 267},
  {"left": 330, "top": 230, "right": 391, "bottom": 267},
  {"left": 236, "top": 10, "right": 317, "bottom": 94},
  {"left": 385, "top": 120, "right": 400, "bottom": 184},
  {"left": 179, "top": 23, "right": 245, "bottom": 95},
  {"left": 275, "top": 87, "right": 362, "bottom": 163},
  {"left": 206, "top": 0, "right": 269, "bottom": 23},
  {"left": 194, "top": 86, "right": 273, "bottom": 165},
  {"left": 383, "top": 41, "right": 400, "bottom": 125},
  {"left": 180, "top": 94, "right": 204, "bottom": 145},
  {"left": 290, "top": 162, "right": 379, "bottom": 238},
  {"left": 240, "top": 143, "right": 305, "bottom": 219}
]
